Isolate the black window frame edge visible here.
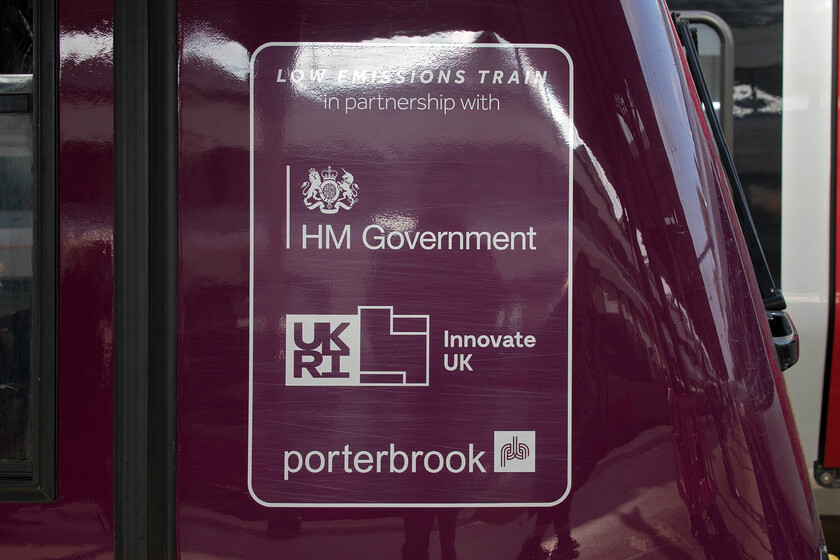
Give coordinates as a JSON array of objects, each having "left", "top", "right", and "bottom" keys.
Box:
[
  {"left": 114, "top": 0, "right": 178, "bottom": 557},
  {"left": 674, "top": 14, "right": 801, "bottom": 374},
  {"left": 676, "top": 10, "right": 735, "bottom": 149},
  {"left": 0, "top": 0, "right": 58, "bottom": 503},
  {"left": 673, "top": 13, "right": 785, "bottom": 311}
]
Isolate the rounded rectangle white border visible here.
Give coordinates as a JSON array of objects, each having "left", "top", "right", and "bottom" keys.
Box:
[{"left": 248, "top": 42, "right": 574, "bottom": 508}]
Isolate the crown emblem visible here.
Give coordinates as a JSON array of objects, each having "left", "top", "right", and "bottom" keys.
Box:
[
  {"left": 320, "top": 166, "right": 338, "bottom": 181},
  {"left": 301, "top": 165, "right": 359, "bottom": 214}
]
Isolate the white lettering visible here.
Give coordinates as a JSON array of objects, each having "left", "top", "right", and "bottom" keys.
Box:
[
  {"left": 328, "top": 450, "right": 340, "bottom": 472},
  {"left": 412, "top": 451, "right": 424, "bottom": 472},
  {"left": 282, "top": 443, "right": 489, "bottom": 478},
  {"left": 305, "top": 451, "right": 325, "bottom": 473},
  {"left": 284, "top": 451, "right": 302, "bottom": 480},
  {"left": 390, "top": 444, "right": 408, "bottom": 473},
  {"left": 470, "top": 444, "right": 486, "bottom": 473},
  {"left": 362, "top": 225, "right": 536, "bottom": 251},
  {"left": 525, "top": 70, "right": 548, "bottom": 84},
  {"left": 446, "top": 451, "right": 466, "bottom": 473},
  {"left": 354, "top": 451, "right": 373, "bottom": 473},
  {"left": 445, "top": 331, "right": 537, "bottom": 349},
  {"left": 424, "top": 451, "right": 444, "bottom": 473},
  {"left": 327, "top": 224, "right": 350, "bottom": 249},
  {"left": 302, "top": 224, "right": 322, "bottom": 249}
]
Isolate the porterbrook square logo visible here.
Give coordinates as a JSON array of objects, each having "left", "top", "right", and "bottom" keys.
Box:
[
  {"left": 286, "top": 306, "right": 430, "bottom": 386},
  {"left": 494, "top": 431, "right": 536, "bottom": 473}
]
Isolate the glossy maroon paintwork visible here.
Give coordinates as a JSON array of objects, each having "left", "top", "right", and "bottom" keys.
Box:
[
  {"left": 0, "top": 0, "right": 116, "bottom": 558},
  {"left": 176, "top": 0, "right": 823, "bottom": 558},
  {"left": 0, "top": 0, "right": 823, "bottom": 558}
]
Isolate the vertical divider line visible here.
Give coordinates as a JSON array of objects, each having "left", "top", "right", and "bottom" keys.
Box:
[
  {"left": 33, "top": 0, "right": 57, "bottom": 503},
  {"left": 114, "top": 0, "right": 150, "bottom": 555},
  {"left": 287, "top": 165, "right": 291, "bottom": 249},
  {"left": 148, "top": 0, "right": 179, "bottom": 558},
  {"left": 115, "top": 0, "right": 178, "bottom": 557}
]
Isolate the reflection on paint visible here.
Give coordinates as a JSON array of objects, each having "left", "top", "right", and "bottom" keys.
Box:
[
  {"left": 184, "top": 25, "right": 249, "bottom": 81},
  {"left": 60, "top": 27, "right": 113, "bottom": 66}
]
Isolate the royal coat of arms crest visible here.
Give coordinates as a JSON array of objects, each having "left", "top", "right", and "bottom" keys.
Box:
[{"left": 301, "top": 166, "right": 359, "bottom": 214}]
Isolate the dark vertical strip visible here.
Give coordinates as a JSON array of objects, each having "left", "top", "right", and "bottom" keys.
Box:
[
  {"left": 148, "top": 0, "right": 178, "bottom": 557},
  {"left": 115, "top": 0, "right": 178, "bottom": 553},
  {"left": 34, "top": 0, "right": 57, "bottom": 501},
  {"left": 114, "top": 0, "right": 150, "bottom": 557},
  {"left": 817, "top": 0, "right": 840, "bottom": 471}
]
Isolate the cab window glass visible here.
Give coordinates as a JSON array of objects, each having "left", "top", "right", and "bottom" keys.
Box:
[
  {"left": 0, "top": 0, "right": 33, "bottom": 479},
  {"left": 1, "top": 0, "right": 32, "bottom": 74}
]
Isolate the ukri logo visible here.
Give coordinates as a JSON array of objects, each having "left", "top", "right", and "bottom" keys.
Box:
[
  {"left": 286, "top": 306, "right": 429, "bottom": 386},
  {"left": 494, "top": 431, "right": 536, "bottom": 473}
]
